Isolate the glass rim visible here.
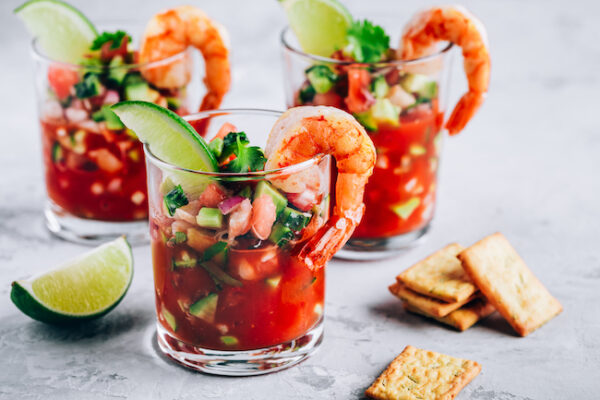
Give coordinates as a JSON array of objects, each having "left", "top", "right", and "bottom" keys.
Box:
[
  {"left": 144, "top": 108, "right": 325, "bottom": 178},
  {"left": 280, "top": 26, "right": 454, "bottom": 67},
  {"left": 30, "top": 37, "right": 190, "bottom": 71}
]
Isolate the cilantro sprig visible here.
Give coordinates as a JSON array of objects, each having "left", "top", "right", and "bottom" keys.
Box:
[
  {"left": 91, "top": 30, "right": 131, "bottom": 51},
  {"left": 163, "top": 185, "right": 188, "bottom": 216},
  {"left": 345, "top": 20, "right": 390, "bottom": 63},
  {"left": 219, "top": 132, "right": 267, "bottom": 173}
]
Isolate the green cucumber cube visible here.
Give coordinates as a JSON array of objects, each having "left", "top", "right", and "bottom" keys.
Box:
[{"left": 196, "top": 207, "right": 223, "bottom": 229}]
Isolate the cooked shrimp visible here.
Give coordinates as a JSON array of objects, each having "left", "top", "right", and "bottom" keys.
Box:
[
  {"left": 265, "top": 106, "right": 376, "bottom": 270},
  {"left": 139, "top": 6, "right": 231, "bottom": 111},
  {"left": 399, "top": 6, "right": 490, "bottom": 135}
]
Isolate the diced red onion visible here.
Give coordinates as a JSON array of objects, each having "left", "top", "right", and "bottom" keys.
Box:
[
  {"left": 65, "top": 107, "right": 88, "bottom": 123},
  {"left": 103, "top": 90, "right": 120, "bottom": 105},
  {"left": 287, "top": 191, "right": 317, "bottom": 212},
  {"left": 218, "top": 196, "right": 245, "bottom": 215}
]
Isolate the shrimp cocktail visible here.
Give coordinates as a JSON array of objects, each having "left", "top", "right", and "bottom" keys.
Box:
[
  {"left": 16, "top": 0, "right": 230, "bottom": 243},
  {"left": 281, "top": 1, "right": 491, "bottom": 258},
  {"left": 112, "top": 102, "right": 375, "bottom": 375}
]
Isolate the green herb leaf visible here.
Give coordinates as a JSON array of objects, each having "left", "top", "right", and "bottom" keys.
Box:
[
  {"left": 90, "top": 30, "right": 131, "bottom": 51},
  {"left": 345, "top": 20, "right": 390, "bottom": 63},
  {"left": 168, "top": 231, "right": 187, "bottom": 246},
  {"left": 221, "top": 132, "right": 267, "bottom": 172},
  {"left": 203, "top": 241, "right": 228, "bottom": 262},
  {"left": 163, "top": 185, "right": 188, "bottom": 216}
]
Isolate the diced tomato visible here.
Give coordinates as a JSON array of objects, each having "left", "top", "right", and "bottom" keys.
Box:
[
  {"left": 47, "top": 65, "right": 79, "bottom": 100},
  {"left": 197, "top": 183, "right": 228, "bottom": 207},
  {"left": 313, "top": 92, "right": 343, "bottom": 108},
  {"left": 214, "top": 122, "right": 237, "bottom": 141},
  {"left": 100, "top": 35, "right": 129, "bottom": 62},
  {"left": 344, "top": 69, "right": 375, "bottom": 114}
]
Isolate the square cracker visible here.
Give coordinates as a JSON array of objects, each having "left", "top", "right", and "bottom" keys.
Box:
[
  {"left": 397, "top": 243, "right": 478, "bottom": 303},
  {"left": 403, "top": 298, "right": 495, "bottom": 331},
  {"left": 365, "top": 345, "right": 481, "bottom": 400},
  {"left": 389, "top": 282, "right": 478, "bottom": 318},
  {"left": 457, "top": 232, "right": 563, "bottom": 337}
]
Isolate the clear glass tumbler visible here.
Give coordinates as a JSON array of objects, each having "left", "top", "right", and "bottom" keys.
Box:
[
  {"left": 281, "top": 27, "right": 454, "bottom": 259},
  {"left": 147, "top": 109, "right": 329, "bottom": 375},
  {"left": 31, "top": 37, "right": 194, "bottom": 245}
]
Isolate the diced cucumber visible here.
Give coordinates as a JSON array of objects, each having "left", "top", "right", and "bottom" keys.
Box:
[
  {"left": 238, "top": 186, "right": 252, "bottom": 199},
  {"left": 202, "top": 241, "right": 228, "bottom": 262},
  {"left": 91, "top": 109, "right": 105, "bottom": 122},
  {"left": 209, "top": 138, "right": 224, "bottom": 158},
  {"left": 189, "top": 293, "right": 218, "bottom": 323},
  {"left": 306, "top": 65, "right": 337, "bottom": 94},
  {"left": 370, "top": 98, "right": 400, "bottom": 127},
  {"left": 269, "top": 223, "right": 294, "bottom": 247},
  {"left": 163, "top": 185, "right": 188, "bottom": 216},
  {"left": 166, "top": 96, "right": 181, "bottom": 110},
  {"left": 200, "top": 261, "right": 242, "bottom": 287},
  {"left": 74, "top": 73, "right": 102, "bottom": 99},
  {"left": 167, "top": 231, "right": 187, "bottom": 245},
  {"left": 391, "top": 197, "right": 420, "bottom": 220},
  {"left": 409, "top": 144, "right": 426, "bottom": 156},
  {"left": 162, "top": 307, "right": 177, "bottom": 331},
  {"left": 196, "top": 207, "right": 223, "bottom": 229},
  {"left": 102, "top": 106, "right": 125, "bottom": 130},
  {"left": 281, "top": 207, "right": 311, "bottom": 231},
  {"left": 371, "top": 75, "right": 389, "bottom": 98},
  {"left": 172, "top": 249, "right": 197, "bottom": 268},
  {"left": 220, "top": 335, "right": 239, "bottom": 346},
  {"left": 124, "top": 75, "right": 159, "bottom": 102},
  {"left": 51, "top": 142, "right": 63, "bottom": 163},
  {"left": 299, "top": 84, "right": 316, "bottom": 103},
  {"left": 108, "top": 55, "right": 128, "bottom": 85},
  {"left": 353, "top": 110, "right": 378, "bottom": 132},
  {"left": 265, "top": 275, "right": 281, "bottom": 288},
  {"left": 400, "top": 74, "right": 437, "bottom": 100},
  {"left": 255, "top": 181, "right": 287, "bottom": 216}
]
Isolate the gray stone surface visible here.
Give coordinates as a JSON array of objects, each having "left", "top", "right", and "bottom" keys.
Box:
[{"left": 1, "top": 0, "right": 599, "bottom": 398}]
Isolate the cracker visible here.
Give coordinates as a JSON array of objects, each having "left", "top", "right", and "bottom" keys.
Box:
[
  {"left": 457, "top": 232, "right": 562, "bottom": 337},
  {"left": 365, "top": 345, "right": 481, "bottom": 400},
  {"left": 397, "top": 243, "right": 478, "bottom": 303},
  {"left": 403, "top": 298, "right": 496, "bottom": 331},
  {"left": 389, "top": 282, "right": 478, "bottom": 318}
]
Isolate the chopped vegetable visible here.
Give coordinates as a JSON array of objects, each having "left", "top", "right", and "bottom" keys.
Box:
[
  {"left": 220, "top": 132, "right": 267, "bottom": 173},
  {"left": 209, "top": 137, "right": 224, "bottom": 158},
  {"left": 200, "top": 261, "right": 242, "bottom": 287},
  {"left": 281, "top": 207, "right": 311, "bottom": 231},
  {"left": 189, "top": 293, "right": 218, "bottom": 323},
  {"left": 220, "top": 335, "right": 239, "bottom": 346},
  {"left": 196, "top": 207, "right": 223, "bottom": 229},
  {"left": 51, "top": 142, "right": 64, "bottom": 163},
  {"left": 202, "top": 241, "right": 228, "bottom": 262},
  {"left": 74, "top": 73, "right": 102, "bottom": 98},
  {"left": 345, "top": 20, "right": 390, "bottom": 63},
  {"left": 90, "top": 30, "right": 130, "bottom": 51},
  {"left": 391, "top": 197, "right": 421, "bottom": 219},
  {"left": 168, "top": 231, "right": 187, "bottom": 245},
  {"left": 371, "top": 75, "right": 389, "bottom": 98},
  {"left": 299, "top": 84, "right": 316, "bottom": 103},
  {"left": 306, "top": 65, "right": 338, "bottom": 94},
  {"left": 163, "top": 185, "right": 189, "bottom": 216},
  {"left": 172, "top": 249, "right": 197, "bottom": 268},
  {"left": 269, "top": 223, "right": 294, "bottom": 247}
]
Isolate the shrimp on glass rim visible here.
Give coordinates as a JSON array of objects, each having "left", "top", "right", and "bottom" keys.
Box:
[
  {"left": 399, "top": 5, "right": 491, "bottom": 135},
  {"left": 265, "top": 106, "right": 376, "bottom": 270},
  {"left": 139, "top": 5, "right": 231, "bottom": 111}
]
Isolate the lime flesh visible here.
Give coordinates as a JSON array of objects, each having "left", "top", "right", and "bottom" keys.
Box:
[
  {"left": 15, "top": 0, "right": 98, "bottom": 63},
  {"left": 282, "top": 0, "right": 353, "bottom": 57},
  {"left": 10, "top": 237, "right": 133, "bottom": 324}
]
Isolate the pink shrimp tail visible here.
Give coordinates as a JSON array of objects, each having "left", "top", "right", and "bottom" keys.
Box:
[
  {"left": 445, "top": 91, "right": 485, "bottom": 135},
  {"left": 298, "top": 204, "right": 365, "bottom": 270}
]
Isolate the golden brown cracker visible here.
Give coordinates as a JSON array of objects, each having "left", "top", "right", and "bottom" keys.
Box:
[
  {"left": 458, "top": 232, "right": 562, "bottom": 337},
  {"left": 397, "top": 243, "right": 477, "bottom": 303},
  {"left": 403, "top": 298, "right": 495, "bottom": 331},
  {"left": 365, "top": 345, "right": 481, "bottom": 400},
  {"left": 389, "top": 282, "right": 478, "bottom": 318}
]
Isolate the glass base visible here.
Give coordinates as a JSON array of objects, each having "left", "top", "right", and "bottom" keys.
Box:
[
  {"left": 156, "top": 320, "right": 323, "bottom": 376},
  {"left": 44, "top": 201, "right": 149, "bottom": 246},
  {"left": 336, "top": 223, "right": 431, "bottom": 260}
]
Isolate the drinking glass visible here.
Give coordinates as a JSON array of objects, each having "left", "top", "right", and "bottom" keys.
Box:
[
  {"left": 281, "top": 27, "right": 454, "bottom": 259},
  {"left": 147, "top": 109, "right": 328, "bottom": 375},
  {"left": 31, "top": 35, "right": 194, "bottom": 244}
]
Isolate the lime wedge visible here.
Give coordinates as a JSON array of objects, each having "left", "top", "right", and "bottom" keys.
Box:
[
  {"left": 15, "top": 0, "right": 98, "bottom": 64},
  {"left": 281, "top": 0, "right": 353, "bottom": 57},
  {"left": 112, "top": 101, "right": 218, "bottom": 196},
  {"left": 10, "top": 237, "right": 133, "bottom": 324}
]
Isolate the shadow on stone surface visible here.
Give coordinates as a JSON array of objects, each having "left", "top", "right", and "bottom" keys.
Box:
[{"left": 477, "top": 312, "right": 519, "bottom": 337}]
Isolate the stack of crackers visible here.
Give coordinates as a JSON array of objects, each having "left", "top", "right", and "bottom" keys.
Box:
[{"left": 390, "top": 233, "right": 563, "bottom": 336}]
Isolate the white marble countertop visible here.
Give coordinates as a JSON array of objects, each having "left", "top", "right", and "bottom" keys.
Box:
[{"left": 1, "top": 0, "right": 599, "bottom": 399}]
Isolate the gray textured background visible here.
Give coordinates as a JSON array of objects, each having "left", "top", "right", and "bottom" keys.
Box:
[{"left": 1, "top": 0, "right": 599, "bottom": 399}]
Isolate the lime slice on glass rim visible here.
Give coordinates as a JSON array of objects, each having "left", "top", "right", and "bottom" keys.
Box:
[
  {"left": 15, "top": 0, "right": 98, "bottom": 64},
  {"left": 10, "top": 236, "right": 133, "bottom": 324},
  {"left": 281, "top": 0, "right": 353, "bottom": 57},
  {"left": 111, "top": 101, "right": 218, "bottom": 195}
]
